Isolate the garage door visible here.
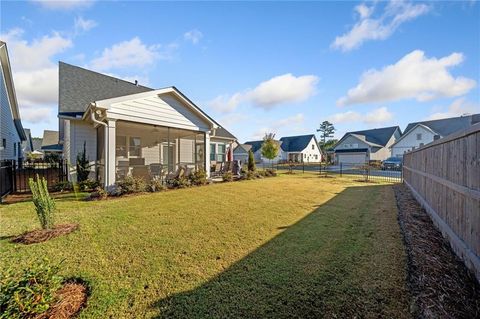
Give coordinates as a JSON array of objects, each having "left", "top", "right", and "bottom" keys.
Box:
[{"left": 337, "top": 153, "right": 366, "bottom": 165}]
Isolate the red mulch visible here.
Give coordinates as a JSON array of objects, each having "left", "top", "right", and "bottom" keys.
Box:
[
  {"left": 11, "top": 224, "right": 79, "bottom": 245},
  {"left": 394, "top": 184, "right": 480, "bottom": 318},
  {"left": 36, "top": 282, "right": 88, "bottom": 319}
]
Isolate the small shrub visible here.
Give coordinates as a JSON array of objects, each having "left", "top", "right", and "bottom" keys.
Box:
[
  {"left": 190, "top": 169, "right": 208, "bottom": 186},
  {"left": 115, "top": 176, "right": 147, "bottom": 194},
  {"left": 29, "top": 175, "right": 56, "bottom": 230},
  {"left": 88, "top": 186, "right": 108, "bottom": 200},
  {"left": 0, "top": 258, "right": 63, "bottom": 319},
  {"left": 78, "top": 179, "right": 99, "bottom": 191},
  {"left": 170, "top": 176, "right": 190, "bottom": 189},
  {"left": 222, "top": 171, "right": 233, "bottom": 182},
  {"left": 244, "top": 171, "right": 256, "bottom": 180},
  {"left": 76, "top": 141, "right": 91, "bottom": 183},
  {"left": 148, "top": 178, "right": 165, "bottom": 192},
  {"left": 52, "top": 181, "right": 73, "bottom": 192},
  {"left": 265, "top": 168, "right": 277, "bottom": 177},
  {"left": 248, "top": 150, "right": 256, "bottom": 172}
]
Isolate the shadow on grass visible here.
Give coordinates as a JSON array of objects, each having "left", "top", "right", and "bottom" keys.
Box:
[
  {"left": 152, "top": 185, "right": 409, "bottom": 318},
  {"left": 1, "top": 191, "right": 89, "bottom": 205}
]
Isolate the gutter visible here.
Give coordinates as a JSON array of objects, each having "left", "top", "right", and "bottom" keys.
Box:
[{"left": 89, "top": 103, "right": 109, "bottom": 188}]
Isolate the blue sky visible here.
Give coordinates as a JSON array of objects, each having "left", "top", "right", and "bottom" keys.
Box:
[{"left": 1, "top": 0, "right": 479, "bottom": 141}]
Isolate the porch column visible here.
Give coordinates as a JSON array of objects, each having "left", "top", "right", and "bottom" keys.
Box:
[
  {"left": 205, "top": 132, "right": 211, "bottom": 178},
  {"left": 106, "top": 119, "right": 116, "bottom": 189}
]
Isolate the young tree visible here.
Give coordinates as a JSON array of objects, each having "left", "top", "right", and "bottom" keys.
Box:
[
  {"left": 247, "top": 149, "right": 256, "bottom": 172},
  {"left": 261, "top": 133, "right": 280, "bottom": 167},
  {"left": 317, "top": 121, "right": 336, "bottom": 145},
  {"left": 76, "top": 141, "right": 91, "bottom": 183}
]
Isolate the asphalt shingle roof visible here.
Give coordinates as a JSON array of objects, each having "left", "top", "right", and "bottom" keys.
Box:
[
  {"left": 234, "top": 144, "right": 252, "bottom": 153},
  {"left": 347, "top": 126, "right": 400, "bottom": 147},
  {"left": 41, "top": 130, "right": 62, "bottom": 151},
  {"left": 279, "top": 134, "right": 316, "bottom": 152},
  {"left": 59, "top": 62, "right": 154, "bottom": 114},
  {"left": 403, "top": 114, "right": 479, "bottom": 137},
  {"left": 58, "top": 62, "right": 237, "bottom": 141},
  {"left": 244, "top": 140, "right": 264, "bottom": 153}
]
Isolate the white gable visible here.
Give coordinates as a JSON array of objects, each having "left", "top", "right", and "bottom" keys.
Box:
[{"left": 97, "top": 91, "right": 213, "bottom": 132}]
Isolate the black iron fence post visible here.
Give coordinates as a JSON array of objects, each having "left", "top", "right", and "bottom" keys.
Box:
[{"left": 340, "top": 163, "right": 343, "bottom": 177}]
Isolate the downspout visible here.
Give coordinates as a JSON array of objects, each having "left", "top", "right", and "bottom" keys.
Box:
[{"left": 90, "top": 105, "right": 109, "bottom": 188}]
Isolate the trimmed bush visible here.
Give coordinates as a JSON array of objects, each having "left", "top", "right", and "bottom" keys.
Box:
[
  {"left": 78, "top": 179, "right": 99, "bottom": 192},
  {"left": 222, "top": 171, "right": 233, "bottom": 182},
  {"left": 115, "top": 176, "right": 147, "bottom": 194},
  {"left": 265, "top": 168, "right": 277, "bottom": 177},
  {"left": 170, "top": 176, "right": 190, "bottom": 189},
  {"left": 247, "top": 150, "right": 256, "bottom": 172},
  {"left": 29, "top": 175, "right": 56, "bottom": 230},
  {"left": 88, "top": 186, "right": 108, "bottom": 200},
  {"left": 190, "top": 169, "right": 208, "bottom": 186},
  {"left": 148, "top": 178, "right": 165, "bottom": 192},
  {"left": 52, "top": 181, "right": 73, "bottom": 192},
  {"left": 0, "top": 258, "right": 62, "bottom": 319}
]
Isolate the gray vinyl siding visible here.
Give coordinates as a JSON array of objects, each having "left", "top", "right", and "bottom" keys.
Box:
[{"left": 0, "top": 65, "right": 21, "bottom": 160}]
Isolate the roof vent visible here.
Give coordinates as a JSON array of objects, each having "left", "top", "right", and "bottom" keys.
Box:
[{"left": 134, "top": 80, "right": 138, "bottom": 86}]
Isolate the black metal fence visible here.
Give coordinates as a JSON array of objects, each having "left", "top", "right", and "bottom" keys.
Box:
[
  {"left": 0, "top": 160, "right": 14, "bottom": 198},
  {"left": 0, "top": 159, "right": 69, "bottom": 195},
  {"left": 270, "top": 161, "right": 402, "bottom": 183}
]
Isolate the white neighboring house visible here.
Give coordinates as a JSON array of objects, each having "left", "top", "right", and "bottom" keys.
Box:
[
  {"left": 279, "top": 134, "right": 321, "bottom": 163},
  {"left": 0, "top": 41, "right": 26, "bottom": 161},
  {"left": 334, "top": 126, "right": 401, "bottom": 165},
  {"left": 58, "top": 62, "right": 237, "bottom": 187},
  {"left": 391, "top": 114, "right": 480, "bottom": 158},
  {"left": 233, "top": 143, "right": 252, "bottom": 163},
  {"left": 242, "top": 134, "right": 321, "bottom": 163}
]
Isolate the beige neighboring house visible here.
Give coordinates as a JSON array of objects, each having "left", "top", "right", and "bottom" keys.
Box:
[
  {"left": 333, "top": 126, "right": 401, "bottom": 165},
  {"left": 57, "top": 62, "right": 237, "bottom": 187},
  {"left": 0, "top": 41, "right": 26, "bottom": 161},
  {"left": 41, "top": 130, "right": 63, "bottom": 155}
]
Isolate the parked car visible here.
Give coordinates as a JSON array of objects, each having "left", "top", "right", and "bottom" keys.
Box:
[{"left": 381, "top": 157, "right": 402, "bottom": 170}]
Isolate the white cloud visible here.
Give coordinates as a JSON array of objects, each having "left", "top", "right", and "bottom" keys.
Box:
[
  {"left": 217, "top": 113, "right": 249, "bottom": 127},
  {"left": 184, "top": 29, "right": 203, "bottom": 44},
  {"left": 337, "top": 50, "right": 476, "bottom": 106},
  {"left": 74, "top": 16, "right": 97, "bottom": 33},
  {"left": 427, "top": 98, "right": 480, "bottom": 120},
  {"left": 327, "top": 107, "right": 393, "bottom": 125},
  {"left": 209, "top": 93, "right": 243, "bottom": 113},
  {"left": 332, "top": 1, "right": 431, "bottom": 51},
  {"left": 209, "top": 74, "right": 318, "bottom": 113},
  {"left": 89, "top": 37, "right": 177, "bottom": 71},
  {"left": 31, "top": 0, "right": 95, "bottom": 10},
  {"left": 251, "top": 113, "right": 305, "bottom": 140},
  {"left": 0, "top": 28, "right": 72, "bottom": 120}
]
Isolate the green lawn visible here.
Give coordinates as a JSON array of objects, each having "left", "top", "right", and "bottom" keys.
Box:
[{"left": 0, "top": 174, "right": 411, "bottom": 318}]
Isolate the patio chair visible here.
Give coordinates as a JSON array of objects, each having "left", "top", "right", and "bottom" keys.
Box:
[
  {"left": 132, "top": 166, "right": 150, "bottom": 181},
  {"left": 165, "top": 166, "right": 185, "bottom": 184},
  {"left": 149, "top": 163, "right": 163, "bottom": 179},
  {"left": 212, "top": 163, "right": 222, "bottom": 177}
]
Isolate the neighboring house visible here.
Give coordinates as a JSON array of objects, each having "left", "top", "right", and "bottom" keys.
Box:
[
  {"left": 22, "top": 128, "right": 33, "bottom": 154},
  {"left": 58, "top": 62, "right": 237, "bottom": 186},
  {"left": 32, "top": 137, "right": 43, "bottom": 152},
  {"left": 233, "top": 143, "right": 252, "bottom": 163},
  {"left": 0, "top": 41, "right": 26, "bottom": 161},
  {"left": 243, "top": 140, "right": 281, "bottom": 163},
  {"left": 243, "top": 134, "right": 321, "bottom": 163},
  {"left": 41, "top": 130, "right": 63, "bottom": 155},
  {"left": 279, "top": 134, "right": 321, "bottom": 163},
  {"left": 391, "top": 114, "right": 480, "bottom": 158},
  {"left": 334, "top": 126, "right": 401, "bottom": 165}
]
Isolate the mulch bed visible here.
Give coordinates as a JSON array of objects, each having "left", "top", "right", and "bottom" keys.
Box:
[
  {"left": 11, "top": 224, "right": 79, "bottom": 245},
  {"left": 393, "top": 184, "right": 480, "bottom": 318},
  {"left": 37, "top": 281, "right": 88, "bottom": 319}
]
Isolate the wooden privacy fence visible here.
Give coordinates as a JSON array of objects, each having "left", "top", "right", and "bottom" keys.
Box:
[{"left": 403, "top": 123, "right": 480, "bottom": 282}]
